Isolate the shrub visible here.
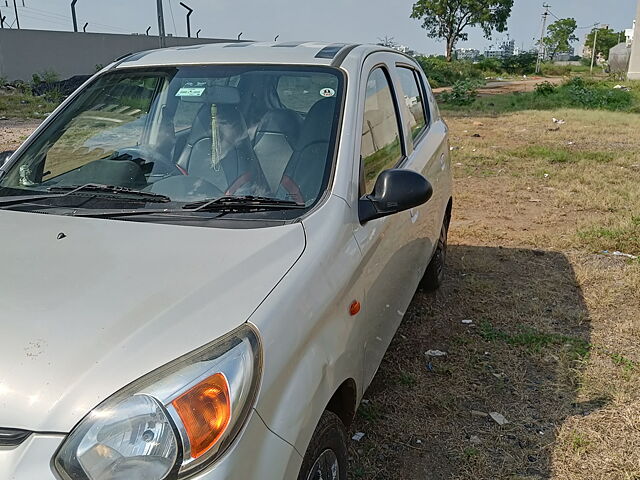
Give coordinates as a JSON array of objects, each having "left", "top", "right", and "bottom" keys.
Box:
[
  {"left": 535, "top": 81, "right": 557, "bottom": 95},
  {"left": 31, "top": 70, "right": 60, "bottom": 88},
  {"left": 44, "top": 88, "right": 64, "bottom": 104},
  {"left": 441, "top": 80, "right": 480, "bottom": 105},
  {"left": 476, "top": 57, "right": 502, "bottom": 75},
  {"left": 540, "top": 63, "right": 572, "bottom": 76},
  {"left": 416, "top": 56, "right": 483, "bottom": 88},
  {"left": 500, "top": 53, "right": 538, "bottom": 75}
]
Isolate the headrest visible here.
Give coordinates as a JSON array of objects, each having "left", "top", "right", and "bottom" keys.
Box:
[
  {"left": 297, "top": 98, "right": 336, "bottom": 148},
  {"left": 255, "top": 109, "right": 301, "bottom": 144},
  {"left": 178, "top": 85, "right": 240, "bottom": 105}
]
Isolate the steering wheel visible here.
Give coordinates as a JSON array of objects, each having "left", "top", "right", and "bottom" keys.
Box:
[
  {"left": 279, "top": 175, "right": 305, "bottom": 204},
  {"left": 108, "top": 147, "right": 183, "bottom": 177}
]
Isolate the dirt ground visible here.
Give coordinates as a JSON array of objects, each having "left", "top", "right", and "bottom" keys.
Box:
[
  {"left": 348, "top": 109, "right": 640, "bottom": 479},
  {"left": 1, "top": 107, "right": 638, "bottom": 480},
  {"left": 0, "top": 118, "right": 40, "bottom": 151},
  {"left": 433, "top": 77, "right": 565, "bottom": 96}
]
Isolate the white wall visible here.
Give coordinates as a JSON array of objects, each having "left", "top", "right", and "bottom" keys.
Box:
[
  {"left": 628, "top": 0, "right": 640, "bottom": 79},
  {"left": 0, "top": 28, "right": 237, "bottom": 81}
]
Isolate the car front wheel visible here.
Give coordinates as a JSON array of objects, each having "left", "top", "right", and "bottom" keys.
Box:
[
  {"left": 419, "top": 213, "right": 450, "bottom": 291},
  {"left": 297, "top": 411, "right": 348, "bottom": 480}
]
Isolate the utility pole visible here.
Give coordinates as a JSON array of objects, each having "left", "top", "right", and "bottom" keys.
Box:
[
  {"left": 196, "top": 28, "right": 201, "bottom": 38},
  {"left": 179, "top": 2, "right": 193, "bottom": 38},
  {"left": 146, "top": 26, "right": 151, "bottom": 35},
  {"left": 12, "top": 0, "right": 19, "bottom": 29},
  {"left": 83, "top": 21, "right": 88, "bottom": 32},
  {"left": 590, "top": 24, "right": 600, "bottom": 75},
  {"left": 71, "top": 0, "right": 78, "bottom": 32},
  {"left": 156, "top": 0, "right": 166, "bottom": 48},
  {"left": 535, "top": 3, "right": 551, "bottom": 74}
]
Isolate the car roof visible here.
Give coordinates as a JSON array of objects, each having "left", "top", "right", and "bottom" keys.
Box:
[{"left": 115, "top": 41, "right": 407, "bottom": 69}]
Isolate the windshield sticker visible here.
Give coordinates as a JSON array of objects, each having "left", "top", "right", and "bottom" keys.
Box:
[
  {"left": 176, "top": 87, "right": 206, "bottom": 97},
  {"left": 320, "top": 87, "right": 336, "bottom": 98}
]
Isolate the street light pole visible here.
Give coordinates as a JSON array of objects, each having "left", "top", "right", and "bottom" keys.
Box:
[
  {"left": 12, "top": 0, "right": 19, "bottom": 29},
  {"left": 71, "top": 0, "right": 78, "bottom": 32},
  {"left": 179, "top": 2, "right": 193, "bottom": 38},
  {"left": 590, "top": 25, "right": 600, "bottom": 75},
  {"left": 535, "top": 3, "right": 551, "bottom": 74},
  {"left": 156, "top": 0, "right": 166, "bottom": 48}
]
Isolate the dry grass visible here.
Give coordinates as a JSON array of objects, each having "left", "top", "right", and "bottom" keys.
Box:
[{"left": 348, "top": 109, "right": 640, "bottom": 479}]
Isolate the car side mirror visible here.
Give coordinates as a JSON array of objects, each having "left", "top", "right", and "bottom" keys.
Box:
[{"left": 358, "top": 169, "right": 433, "bottom": 224}]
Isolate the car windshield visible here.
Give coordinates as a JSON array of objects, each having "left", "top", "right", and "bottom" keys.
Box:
[{"left": 0, "top": 65, "right": 344, "bottom": 211}]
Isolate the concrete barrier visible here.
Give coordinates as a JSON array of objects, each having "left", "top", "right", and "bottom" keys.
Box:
[{"left": 0, "top": 28, "right": 239, "bottom": 81}]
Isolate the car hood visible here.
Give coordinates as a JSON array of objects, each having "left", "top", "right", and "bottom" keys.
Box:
[{"left": 0, "top": 210, "right": 305, "bottom": 432}]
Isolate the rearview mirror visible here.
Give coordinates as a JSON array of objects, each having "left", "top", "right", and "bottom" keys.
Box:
[{"left": 358, "top": 169, "right": 433, "bottom": 224}]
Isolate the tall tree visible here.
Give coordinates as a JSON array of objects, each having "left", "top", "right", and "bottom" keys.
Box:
[
  {"left": 585, "top": 27, "right": 625, "bottom": 60},
  {"left": 543, "top": 18, "right": 578, "bottom": 60},
  {"left": 411, "top": 0, "right": 514, "bottom": 62}
]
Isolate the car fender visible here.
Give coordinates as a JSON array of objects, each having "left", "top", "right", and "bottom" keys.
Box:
[{"left": 250, "top": 195, "right": 365, "bottom": 455}]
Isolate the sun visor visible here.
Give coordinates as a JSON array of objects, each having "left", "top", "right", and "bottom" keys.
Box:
[{"left": 176, "top": 85, "right": 240, "bottom": 104}]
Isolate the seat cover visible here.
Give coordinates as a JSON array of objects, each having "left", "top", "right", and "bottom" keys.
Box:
[
  {"left": 177, "top": 103, "right": 266, "bottom": 195},
  {"left": 278, "top": 98, "right": 336, "bottom": 203},
  {"left": 253, "top": 109, "right": 301, "bottom": 191}
]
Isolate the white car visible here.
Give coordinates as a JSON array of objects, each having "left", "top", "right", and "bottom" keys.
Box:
[{"left": 0, "top": 41, "right": 452, "bottom": 480}]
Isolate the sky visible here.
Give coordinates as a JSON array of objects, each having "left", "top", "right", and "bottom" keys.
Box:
[{"left": 0, "top": 0, "right": 637, "bottom": 56}]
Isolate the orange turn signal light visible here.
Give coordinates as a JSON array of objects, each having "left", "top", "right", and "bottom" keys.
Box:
[
  {"left": 349, "top": 300, "right": 361, "bottom": 316},
  {"left": 172, "top": 373, "right": 231, "bottom": 459}
]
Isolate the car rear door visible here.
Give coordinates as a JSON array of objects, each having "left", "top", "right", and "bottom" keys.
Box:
[{"left": 392, "top": 59, "right": 450, "bottom": 278}]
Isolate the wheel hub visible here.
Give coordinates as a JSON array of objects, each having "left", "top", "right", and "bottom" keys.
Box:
[{"left": 306, "top": 448, "right": 339, "bottom": 480}]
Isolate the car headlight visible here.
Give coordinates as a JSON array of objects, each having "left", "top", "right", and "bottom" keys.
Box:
[{"left": 53, "top": 324, "right": 262, "bottom": 480}]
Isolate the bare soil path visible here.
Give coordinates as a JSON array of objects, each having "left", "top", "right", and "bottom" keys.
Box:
[{"left": 433, "top": 77, "right": 565, "bottom": 96}]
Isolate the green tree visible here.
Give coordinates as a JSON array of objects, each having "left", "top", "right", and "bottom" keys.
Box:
[
  {"left": 500, "top": 52, "right": 538, "bottom": 74},
  {"left": 585, "top": 27, "right": 625, "bottom": 60},
  {"left": 411, "top": 0, "right": 514, "bottom": 62},
  {"left": 543, "top": 18, "right": 578, "bottom": 60}
]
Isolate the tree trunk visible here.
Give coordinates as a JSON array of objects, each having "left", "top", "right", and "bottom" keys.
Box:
[{"left": 446, "top": 37, "right": 455, "bottom": 62}]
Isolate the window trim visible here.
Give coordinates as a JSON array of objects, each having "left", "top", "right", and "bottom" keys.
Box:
[
  {"left": 395, "top": 63, "right": 431, "bottom": 147},
  {"left": 358, "top": 64, "right": 407, "bottom": 196}
]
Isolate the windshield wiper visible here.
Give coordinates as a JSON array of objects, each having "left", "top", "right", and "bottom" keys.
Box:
[
  {"left": 182, "top": 195, "right": 306, "bottom": 212},
  {"left": 48, "top": 184, "right": 171, "bottom": 203},
  {"left": 0, "top": 183, "right": 171, "bottom": 208}
]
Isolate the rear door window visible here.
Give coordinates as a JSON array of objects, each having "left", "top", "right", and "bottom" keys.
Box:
[
  {"left": 360, "top": 67, "right": 404, "bottom": 192},
  {"left": 396, "top": 67, "right": 428, "bottom": 144}
]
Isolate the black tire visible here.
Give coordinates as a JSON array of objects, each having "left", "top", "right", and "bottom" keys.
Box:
[
  {"left": 419, "top": 214, "right": 450, "bottom": 291},
  {"left": 297, "top": 411, "right": 348, "bottom": 480}
]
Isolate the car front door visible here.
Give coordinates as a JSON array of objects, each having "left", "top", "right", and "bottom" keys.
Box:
[{"left": 353, "top": 54, "right": 416, "bottom": 387}]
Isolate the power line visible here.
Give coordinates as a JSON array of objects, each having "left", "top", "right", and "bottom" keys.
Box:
[
  {"left": 22, "top": 5, "right": 130, "bottom": 33},
  {"left": 166, "top": 0, "right": 178, "bottom": 36}
]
